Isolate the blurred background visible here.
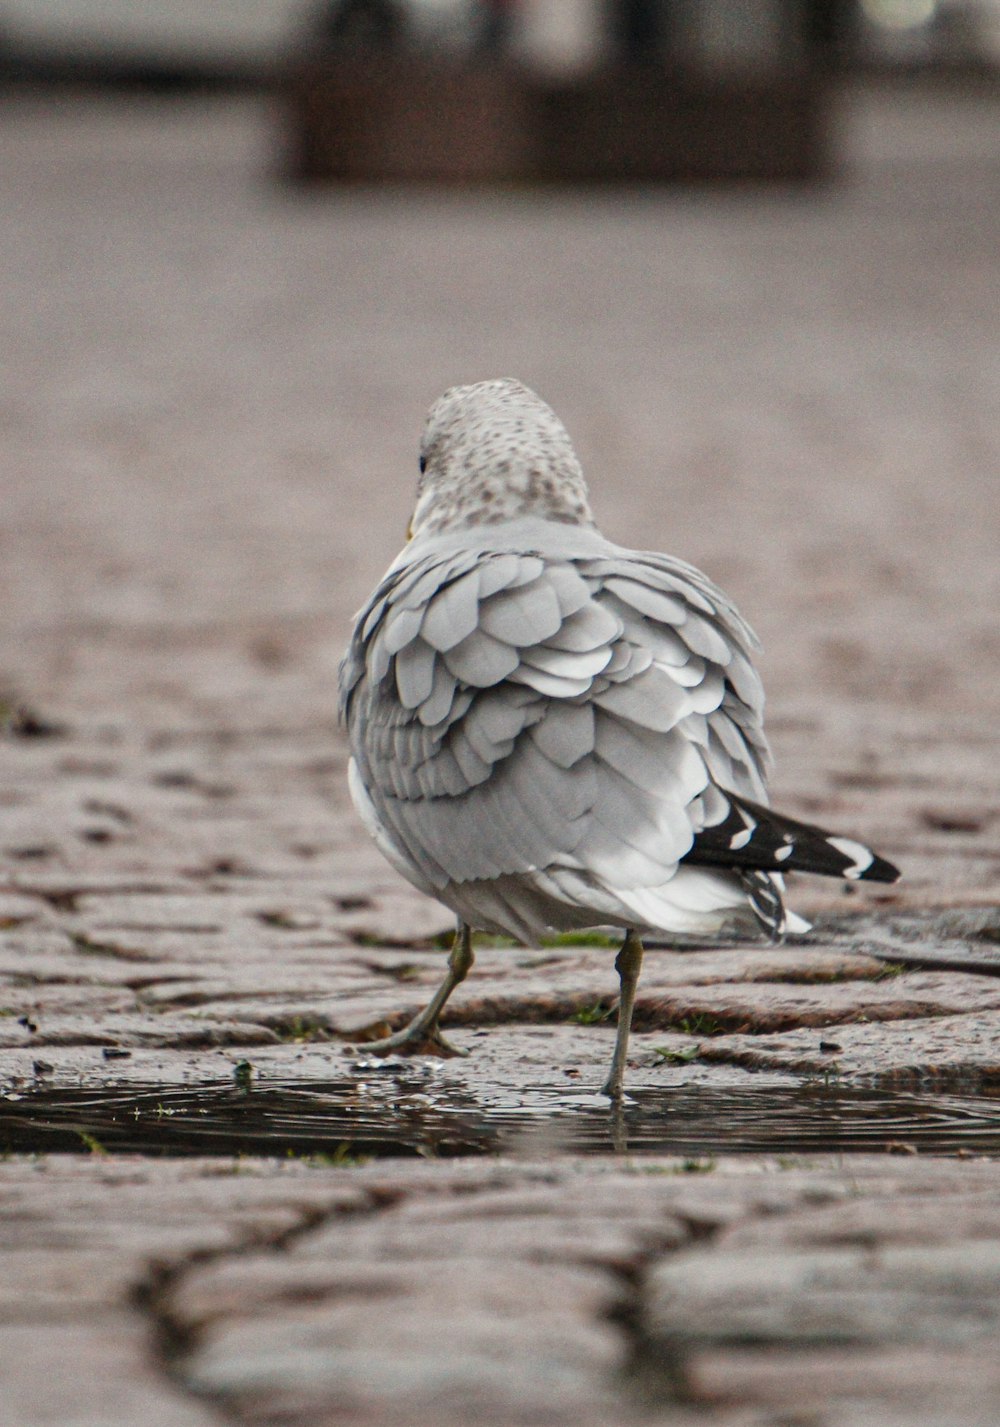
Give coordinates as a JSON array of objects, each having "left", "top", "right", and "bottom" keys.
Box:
[
  {"left": 0, "top": 1, "right": 997, "bottom": 904},
  {"left": 3, "top": 1, "right": 1000, "bottom": 83}
]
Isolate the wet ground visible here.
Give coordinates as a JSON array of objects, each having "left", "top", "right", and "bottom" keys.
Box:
[{"left": 6, "top": 1073, "right": 1000, "bottom": 1159}]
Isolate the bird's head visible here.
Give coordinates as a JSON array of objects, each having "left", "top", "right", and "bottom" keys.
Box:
[{"left": 408, "top": 378, "right": 594, "bottom": 541}]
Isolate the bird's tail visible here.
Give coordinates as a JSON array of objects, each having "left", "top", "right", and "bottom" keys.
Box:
[{"left": 684, "top": 791, "right": 900, "bottom": 884}]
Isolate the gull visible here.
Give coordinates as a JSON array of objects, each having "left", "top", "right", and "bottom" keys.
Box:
[{"left": 339, "top": 379, "right": 899, "bottom": 1097}]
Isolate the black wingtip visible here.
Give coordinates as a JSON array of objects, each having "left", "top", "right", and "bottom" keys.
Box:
[
  {"left": 686, "top": 792, "right": 902, "bottom": 886},
  {"left": 857, "top": 851, "right": 901, "bottom": 885}
]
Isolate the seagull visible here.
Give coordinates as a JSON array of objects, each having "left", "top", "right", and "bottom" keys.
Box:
[{"left": 339, "top": 379, "right": 899, "bottom": 1097}]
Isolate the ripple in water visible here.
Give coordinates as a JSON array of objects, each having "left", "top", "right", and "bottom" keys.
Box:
[{"left": 2, "top": 1074, "right": 1000, "bottom": 1158}]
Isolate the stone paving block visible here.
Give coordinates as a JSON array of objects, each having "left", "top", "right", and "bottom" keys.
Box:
[
  {"left": 3, "top": 1152, "right": 1000, "bottom": 1427},
  {"left": 0, "top": 1318, "right": 224, "bottom": 1427},
  {"left": 0, "top": 1249, "right": 128, "bottom": 1318},
  {"left": 690, "top": 1344, "right": 1000, "bottom": 1427},
  {"left": 186, "top": 1262, "right": 626, "bottom": 1425},
  {"left": 695, "top": 1010, "right": 1000, "bottom": 1083}
]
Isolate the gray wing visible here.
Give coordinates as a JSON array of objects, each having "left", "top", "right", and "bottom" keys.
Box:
[{"left": 340, "top": 544, "right": 769, "bottom": 896}]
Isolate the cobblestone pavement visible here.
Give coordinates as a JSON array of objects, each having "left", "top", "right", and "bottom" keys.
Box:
[{"left": 0, "top": 82, "right": 998, "bottom": 1425}]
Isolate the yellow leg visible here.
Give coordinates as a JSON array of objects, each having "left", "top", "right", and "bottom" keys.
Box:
[
  {"left": 361, "top": 922, "right": 474, "bottom": 1058},
  {"left": 601, "top": 929, "right": 643, "bottom": 1099}
]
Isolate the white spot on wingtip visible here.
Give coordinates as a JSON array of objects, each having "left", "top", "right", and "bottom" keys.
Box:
[
  {"left": 774, "top": 844, "right": 793, "bottom": 862},
  {"left": 827, "top": 836, "right": 875, "bottom": 879},
  {"left": 729, "top": 826, "right": 754, "bottom": 849}
]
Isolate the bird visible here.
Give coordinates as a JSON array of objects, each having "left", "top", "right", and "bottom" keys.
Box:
[{"left": 339, "top": 378, "right": 900, "bottom": 1098}]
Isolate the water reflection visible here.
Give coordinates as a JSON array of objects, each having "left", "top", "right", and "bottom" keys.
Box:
[{"left": 2, "top": 1073, "right": 1000, "bottom": 1159}]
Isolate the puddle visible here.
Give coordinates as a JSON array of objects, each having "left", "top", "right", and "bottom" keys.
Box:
[{"left": 2, "top": 1074, "right": 1000, "bottom": 1159}]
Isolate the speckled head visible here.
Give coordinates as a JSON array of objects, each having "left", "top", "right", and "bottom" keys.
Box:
[{"left": 409, "top": 378, "right": 595, "bottom": 539}]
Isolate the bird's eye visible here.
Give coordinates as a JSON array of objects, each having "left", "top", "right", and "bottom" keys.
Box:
[{"left": 419, "top": 456, "right": 427, "bottom": 475}]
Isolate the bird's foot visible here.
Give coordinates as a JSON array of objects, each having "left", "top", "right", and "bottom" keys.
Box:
[{"left": 357, "top": 1023, "right": 469, "bottom": 1059}]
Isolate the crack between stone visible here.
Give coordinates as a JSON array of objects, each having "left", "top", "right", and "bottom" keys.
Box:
[
  {"left": 130, "top": 1179, "right": 408, "bottom": 1424},
  {"left": 131, "top": 1165, "right": 702, "bottom": 1426}
]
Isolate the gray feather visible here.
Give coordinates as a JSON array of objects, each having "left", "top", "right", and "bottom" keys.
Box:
[
  {"left": 725, "top": 646, "right": 764, "bottom": 707},
  {"left": 394, "top": 639, "right": 436, "bottom": 710},
  {"left": 509, "top": 665, "right": 594, "bottom": 699},
  {"left": 602, "top": 641, "right": 653, "bottom": 682},
  {"left": 448, "top": 726, "right": 494, "bottom": 789},
  {"left": 479, "top": 578, "right": 563, "bottom": 646},
  {"left": 417, "top": 659, "right": 460, "bottom": 728},
  {"left": 421, "top": 746, "right": 469, "bottom": 798},
  {"left": 689, "top": 783, "right": 733, "bottom": 830},
  {"left": 545, "top": 563, "right": 593, "bottom": 617},
  {"left": 477, "top": 553, "right": 528, "bottom": 598},
  {"left": 512, "top": 734, "right": 595, "bottom": 823},
  {"left": 632, "top": 622, "right": 691, "bottom": 670},
  {"left": 502, "top": 743, "right": 594, "bottom": 854},
  {"left": 361, "top": 595, "right": 389, "bottom": 642},
  {"left": 623, "top": 558, "right": 719, "bottom": 616},
  {"left": 676, "top": 610, "right": 733, "bottom": 665},
  {"left": 462, "top": 685, "right": 540, "bottom": 761},
  {"left": 391, "top": 552, "right": 479, "bottom": 612},
  {"left": 382, "top": 605, "right": 425, "bottom": 656},
  {"left": 594, "top": 715, "right": 708, "bottom": 803},
  {"left": 420, "top": 569, "right": 482, "bottom": 652},
  {"left": 594, "top": 665, "right": 691, "bottom": 731},
  {"left": 519, "top": 642, "right": 613, "bottom": 682},
  {"left": 545, "top": 602, "right": 622, "bottom": 652},
  {"left": 686, "top": 666, "right": 726, "bottom": 715},
  {"left": 444, "top": 628, "right": 521, "bottom": 687},
  {"left": 529, "top": 702, "right": 595, "bottom": 769},
  {"left": 365, "top": 634, "right": 391, "bottom": 686},
  {"left": 507, "top": 556, "right": 546, "bottom": 587},
  {"left": 601, "top": 577, "right": 688, "bottom": 626}
]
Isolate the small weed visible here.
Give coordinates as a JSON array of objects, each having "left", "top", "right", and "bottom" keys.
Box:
[
  {"left": 257, "top": 910, "right": 308, "bottom": 930},
  {"left": 653, "top": 1044, "right": 702, "bottom": 1066},
  {"left": 679, "top": 1157, "right": 717, "bottom": 1174},
  {"left": 70, "top": 933, "right": 131, "bottom": 959},
  {"left": 295, "top": 1143, "right": 370, "bottom": 1169},
  {"left": 872, "top": 961, "right": 906, "bottom": 981},
  {"left": 671, "top": 1013, "right": 725, "bottom": 1038},
  {"left": 541, "top": 931, "right": 620, "bottom": 949},
  {"left": 232, "top": 1060, "right": 254, "bottom": 1090},
  {"left": 380, "top": 963, "right": 426, "bottom": 983},
  {"left": 641, "top": 1158, "right": 717, "bottom": 1176},
  {"left": 273, "top": 1017, "right": 330, "bottom": 1044},
  {"left": 571, "top": 1000, "right": 615, "bottom": 1026},
  {"left": 76, "top": 1131, "right": 107, "bottom": 1156}
]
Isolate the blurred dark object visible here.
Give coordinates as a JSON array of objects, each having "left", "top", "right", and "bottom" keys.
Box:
[
  {"left": 802, "top": 0, "right": 861, "bottom": 66},
  {"left": 610, "top": 0, "right": 672, "bottom": 62},
  {"left": 534, "top": 68, "right": 827, "bottom": 181},
  {"left": 288, "top": 60, "right": 522, "bottom": 183},
  {"left": 1, "top": 702, "right": 67, "bottom": 740},
  {"left": 285, "top": 60, "right": 830, "bottom": 184},
  {"left": 476, "top": 0, "right": 520, "bottom": 55},
  {"left": 311, "top": 0, "right": 408, "bottom": 52}
]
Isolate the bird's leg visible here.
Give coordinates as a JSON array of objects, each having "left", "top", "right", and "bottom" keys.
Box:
[
  {"left": 601, "top": 929, "right": 644, "bottom": 1099},
  {"left": 360, "top": 922, "right": 474, "bottom": 1058}
]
